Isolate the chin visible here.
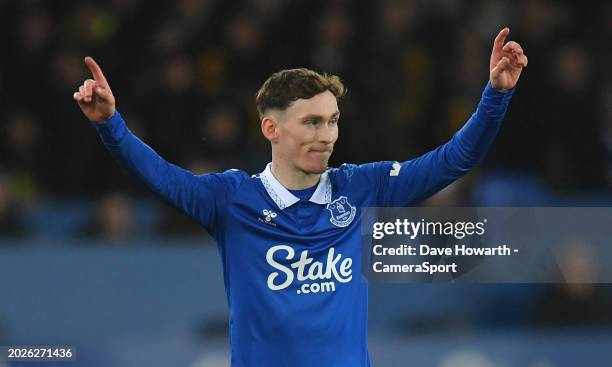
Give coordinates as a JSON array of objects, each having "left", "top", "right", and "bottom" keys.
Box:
[
  {"left": 310, "top": 166, "right": 328, "bottom": 174},
  {"left": 302, "top": 160, "right": 329, "bottom": 174}
]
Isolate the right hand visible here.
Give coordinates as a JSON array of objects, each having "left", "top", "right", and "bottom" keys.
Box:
[{"left": 73, "top": 56, "right": 116, "bottom": 122}]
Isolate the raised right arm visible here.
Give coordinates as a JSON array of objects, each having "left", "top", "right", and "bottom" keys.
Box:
[{"left": 73, "top": 57, "right": 234, "bottom": 232}]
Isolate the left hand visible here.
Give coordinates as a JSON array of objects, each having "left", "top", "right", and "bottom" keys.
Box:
[{"left": 489, "top": 27, "right": 528, "bottom": 92}]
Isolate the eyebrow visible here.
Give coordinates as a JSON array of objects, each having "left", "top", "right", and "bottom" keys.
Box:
[{"left": 299, "top": 111, "right": 340, "bottom": 121}]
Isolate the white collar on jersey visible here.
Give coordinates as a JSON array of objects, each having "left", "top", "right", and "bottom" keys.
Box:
[{"left": 259, "top": 162, "right": 332, "bottom": 210}]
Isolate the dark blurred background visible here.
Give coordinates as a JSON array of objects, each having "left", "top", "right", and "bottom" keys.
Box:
[{"left": 0, "top": 0, "right": 611, "bottom": 366}]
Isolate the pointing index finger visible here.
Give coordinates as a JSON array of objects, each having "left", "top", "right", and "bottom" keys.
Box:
[
  {"left": 494, "top": 27, "right": 510, "bottom": 52},
  {"left": 84, "top": 56, "right": 109, "bottom": 87}
]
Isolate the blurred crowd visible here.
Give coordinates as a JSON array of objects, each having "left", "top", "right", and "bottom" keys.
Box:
[{"left": 0, "top": 0, "right": 611, "bottom": 240}]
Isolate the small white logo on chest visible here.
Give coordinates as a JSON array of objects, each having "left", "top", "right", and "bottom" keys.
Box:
[{"left": 259, "top": 209, "right": 278, "bottom": 226}]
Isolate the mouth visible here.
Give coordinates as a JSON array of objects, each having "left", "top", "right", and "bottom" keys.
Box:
[
  {"left": 308, "top": 146, "right": 333, "bottom": 154},
  {"left": 308, "top": 150, "right": 332, "bottom": 157}
]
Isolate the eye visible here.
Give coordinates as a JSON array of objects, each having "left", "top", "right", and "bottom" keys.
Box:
[{"left": 330, "top": 119, "right": 339, "bottom": 125}]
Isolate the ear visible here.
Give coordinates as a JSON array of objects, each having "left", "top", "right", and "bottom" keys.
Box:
[{"left": 261, "top": 115, "right": 279, "bottom": 143}]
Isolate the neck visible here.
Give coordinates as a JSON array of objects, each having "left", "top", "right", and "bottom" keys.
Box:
[{"left": 271, "top": 159, "right": 321, "bottom": 190}]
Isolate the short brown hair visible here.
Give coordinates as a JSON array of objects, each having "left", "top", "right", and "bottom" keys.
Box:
[{"left": 255, "top": 68, "right": 347, "bottom": 118}]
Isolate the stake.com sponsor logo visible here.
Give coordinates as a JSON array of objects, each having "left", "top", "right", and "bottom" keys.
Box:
[{"left": 266, "top": 245, "right": 353, "bottom": 295}]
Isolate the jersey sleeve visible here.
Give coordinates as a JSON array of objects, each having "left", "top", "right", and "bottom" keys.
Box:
[
  {"left": 93, "top": 111, "right": 244, "bottom": 234},
  {"left": 359, "top": 82, "right": 515, "bottom": 207}
]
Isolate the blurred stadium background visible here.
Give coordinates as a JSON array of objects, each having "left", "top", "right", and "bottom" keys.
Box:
[{"left": 0, "top": 0, "right": 611, "bottom": 366}]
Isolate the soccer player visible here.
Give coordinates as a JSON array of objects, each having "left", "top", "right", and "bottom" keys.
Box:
[{"left": 73, "top": 27, "right": 527, "bottom": 366}]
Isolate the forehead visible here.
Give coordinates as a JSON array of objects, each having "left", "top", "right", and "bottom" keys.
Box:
[{"left": 285, "top": 90, "right": 339, "bottom": 119}]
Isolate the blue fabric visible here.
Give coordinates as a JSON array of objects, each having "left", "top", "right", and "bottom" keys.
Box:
[
  {"left": 289, "top": 185, "right": 318, "bottom": 201},
  {"left": 93, "top": 82, "right": 514, "bottom": 366}
]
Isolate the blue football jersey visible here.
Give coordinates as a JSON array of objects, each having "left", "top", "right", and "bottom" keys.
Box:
[{"left": 93, "top": 82, "right": 513, "bottom": 366}]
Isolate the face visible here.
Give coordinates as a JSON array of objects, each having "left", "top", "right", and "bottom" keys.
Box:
[{"left": 266, "top": 90, "right": 340, "bottom": 174}]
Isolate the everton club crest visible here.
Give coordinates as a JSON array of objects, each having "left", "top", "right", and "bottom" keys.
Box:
[{"left": 326, "top": 196, "right": 356, "bottom": 227}]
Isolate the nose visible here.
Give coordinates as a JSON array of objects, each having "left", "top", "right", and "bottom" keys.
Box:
[{"left": 316, "top": 123, "right": 337, "bottom": 145}]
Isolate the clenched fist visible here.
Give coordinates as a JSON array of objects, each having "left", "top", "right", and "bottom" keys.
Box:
[{"left": 73, "top": 57, "right": 116, "bottom": 122}]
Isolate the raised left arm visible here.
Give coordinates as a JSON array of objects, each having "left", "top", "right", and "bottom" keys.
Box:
[{"left": 361, "top": 28, "right": 528, "bottom": 206}]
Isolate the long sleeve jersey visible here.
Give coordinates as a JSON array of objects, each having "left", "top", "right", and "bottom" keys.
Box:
[{"left": 93, "top": 82, "right": 514, "bottom": 366}]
